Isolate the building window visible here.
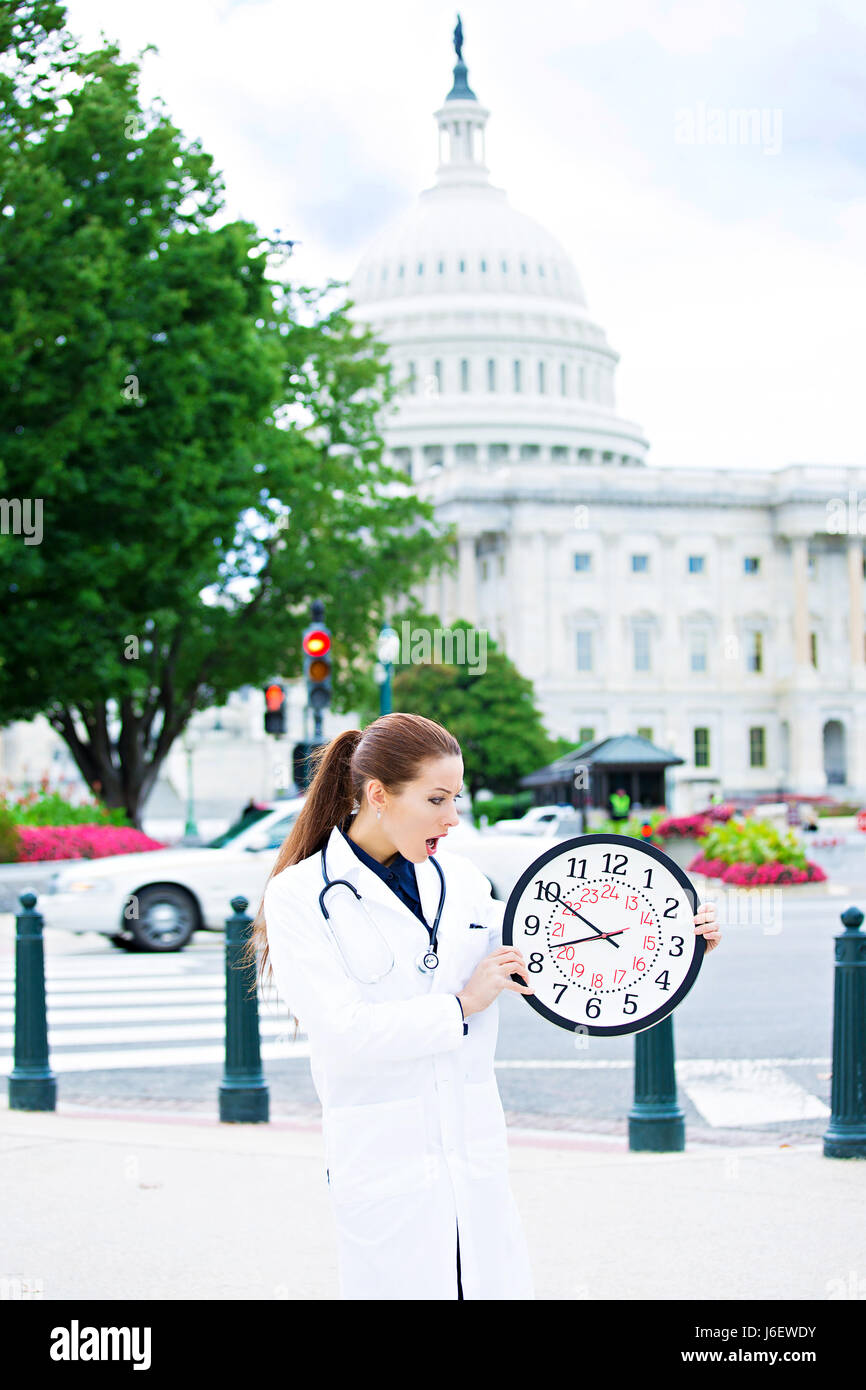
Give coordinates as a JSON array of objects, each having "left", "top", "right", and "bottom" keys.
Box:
[
  {"left": 481, "top": 560, "right": 488, "bottom": 581},
  {"left": 433, "top": 360, "right": 442, "bottom": 393},
  {"left": 746, "top": 630, "right": 763, "bottom": 672},
  {"left": 807, "top": 548, "right": 816, "bottom": 576},
  {"left": 501, "top": 259, "right": 508, "bottom": 272},
  {"left": 519, "top": 444, "right": 540, "bottom": 460},
  {"left": 749, "top": 726, "right": 766, "bottom": 767},
  {"left": 487, "top": 358, "right": 496, "bottom": 391},
  {"left": 398, "top": 264, "right": 405, "bottom": 278},
  {"left": 520, "top": 261, "right": 528, "bottom": 275},
  {"left": 688, "top": 555, "right": 705, "bottom": 574},
  {"left": 631, "top": 554, "right": 649, "bottom": 573},
  {"left": 538, "top": 264, "right": 545, "bottom": 277},
  {"left": 578, "top": 726, "right": 595, "bottom": 744},
  {"left": 690, "top": 631, "right": 708, "bottom": 672},
  {"left": 560, "top": 362, "right": 567, "bottom": 395},
  {"left": 488, "top": 443, "right": 509, "bottom": 461},
  {"left": 579, "top": 364, "right": 586, "bottom": 397},
  {"left": 633, "top": 627, "right": 651, "bottom": 672},
  {"left": 574, "top": 553, "right": 591, "bottom": 572},
  {"left": 744, "top": 556, "right": 760, "bottom": 574},
  {"left": 513, "top": 360, "right": 522, "bottom": 392},
  {"left": 538, "top": 361, "right": 546, "bottom": 393},
  {"left": 407, "top": 362, "right": 417, "bottom": 393},
  {"left": 810, "top": 631, "right": 818, "bottom": 667},
  {"left": 417, "top": 261, "right": 424, "bottom": 275},
  {"left": 480, "top": 258, "right": 487, "bottom": 272},
  {"left": 392, "top": 447, "right": 412, "bottom": 478},
  {"left": 576, "top": 631, "right": 593, "bottom": 671},
  {"left": 438, "top": 260, "right": 444, "bottom": 273},
  {"left": 551, "top": 445, "right": 568, "bottom": 460},
  {"left": 637, "top": 726, "right": 653, "bottom": 742},
  {"left": 694, "top": 727, "right": 710, "bottom": 767},
  {"left": 459, "top": 258, "right": 465, "bottom": 272},
  {"left": 455, "top": 444, "right": 477, "bottom": 462},
  {"left": 460, "top": 358, "right": 470, "bottom": 392}
]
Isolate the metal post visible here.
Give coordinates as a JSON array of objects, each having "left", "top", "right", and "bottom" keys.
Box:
[
  {"left": 823, "top": 905, "right": 866, "bottom": 1159},
  {"left": 628, "top": 1013, "right": 685, "bottom": 1151},
  {"left": 8, "top": 891, "right": 57, "bottom": 1111},
  {"left": 219, "top": 896, "right": 269, "bottom": 1123}
]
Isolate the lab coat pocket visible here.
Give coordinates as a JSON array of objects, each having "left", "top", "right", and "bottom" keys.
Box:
[
  {"left": 463, "top": 1078, "right": 509, "bottom": 1178},
  {"left": 324, "top": 1094, "right": 431, "bottom": 1206}
]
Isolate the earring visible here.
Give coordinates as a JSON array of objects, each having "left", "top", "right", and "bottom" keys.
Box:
[{"left": 377, "top": 809, "right": 381, "bottom": 820}]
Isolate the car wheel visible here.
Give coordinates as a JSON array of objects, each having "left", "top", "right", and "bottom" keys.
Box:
[{"left": 126, "top": 885, "right": 198, "bottom": 952}]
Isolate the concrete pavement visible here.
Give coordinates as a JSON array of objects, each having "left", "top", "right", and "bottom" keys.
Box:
[{"left": 2, "top": 1097, "right": 864, "bottom": 1301}]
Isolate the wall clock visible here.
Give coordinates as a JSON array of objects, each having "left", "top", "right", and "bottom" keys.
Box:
[{"left": 502, "top": 834, "right": 705, "bottom": 1036}]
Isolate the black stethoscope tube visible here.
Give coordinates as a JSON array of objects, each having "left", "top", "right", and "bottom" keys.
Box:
[{"left": 319, "top": 841, "right": 446, "bottom": 972}]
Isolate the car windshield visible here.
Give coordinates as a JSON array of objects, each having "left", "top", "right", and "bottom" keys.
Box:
[{"left": 206, "top": 806, "right": 272, "bottom": 849}]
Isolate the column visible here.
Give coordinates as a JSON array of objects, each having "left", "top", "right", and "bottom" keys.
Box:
[
  {"left": 456, "top": 533, "right": 477, "bottom": 623},
  {"left": 791, "top": 537, "right": 810, "bottom": 666},
  {"left": 848, "top": 537, "right": 864, "bottom": 668}
]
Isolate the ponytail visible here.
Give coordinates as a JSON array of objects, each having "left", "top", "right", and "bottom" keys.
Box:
[
  {"left": 240, "top": 712, "right": 460, "bottom": 1009},
  {"left": 243, "top": 729, "right": 363, "bottom": 997}
]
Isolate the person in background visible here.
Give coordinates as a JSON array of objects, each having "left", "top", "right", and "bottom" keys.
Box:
[{"left": 609, "top": 787, "right": 631, "bottom": 823}]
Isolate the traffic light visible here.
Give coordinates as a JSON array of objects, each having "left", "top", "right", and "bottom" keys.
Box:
[
  {"left": 302, "top": 606, "right": 332, "bottom": 712},
  {"left": 263, "top": 680, "right": 286, "bottom": 735},
  {"left": 640, "top": 820, "right": 653, "bottom": 839}
]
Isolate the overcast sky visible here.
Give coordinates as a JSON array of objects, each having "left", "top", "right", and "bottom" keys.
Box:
[{"left": 62, "top": 0, "right": 866, "bottom": 474}]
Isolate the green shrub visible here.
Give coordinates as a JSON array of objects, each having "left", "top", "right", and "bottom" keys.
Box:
[
  {"left": 0, "top": 802, "right": 21, "bottom": 862},
  {"left": 698, "top": 816, "right": 808, "bottom": 870},
  {"left": 472, "top": 791, "right": 535, "bottom": 826},
  {"left": 1, "top": 789, "right": 130, "bottom": 827}
]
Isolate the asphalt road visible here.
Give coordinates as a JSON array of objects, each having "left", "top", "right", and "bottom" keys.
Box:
[{"left": 1, "top": 836, "right": 863, "bottom": 1146}]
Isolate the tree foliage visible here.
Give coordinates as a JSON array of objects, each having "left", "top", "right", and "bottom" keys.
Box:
[{"left": 0, "top": 3, "right": 453, "bottom": 823}]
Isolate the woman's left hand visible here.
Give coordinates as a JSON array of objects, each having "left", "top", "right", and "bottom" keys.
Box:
[{"left": 694, "top": 900, "right": 721, "bottom": 953}]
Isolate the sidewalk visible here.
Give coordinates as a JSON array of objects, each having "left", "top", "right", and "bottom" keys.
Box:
[{"left": 2, "top": 1098, "right": 863, "bottom": 1300}]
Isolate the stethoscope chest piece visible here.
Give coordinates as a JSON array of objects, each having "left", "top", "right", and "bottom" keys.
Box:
[{"left": 417, "top": 949, "right": 440, "bottom": 973}]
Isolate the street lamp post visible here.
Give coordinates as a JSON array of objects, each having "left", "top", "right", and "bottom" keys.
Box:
[
  {"left": 375, "top": 625, "right": 399, "bottom": 716},
  {"left": 183, "top": 728, "right": 199, "bottom": 840}
]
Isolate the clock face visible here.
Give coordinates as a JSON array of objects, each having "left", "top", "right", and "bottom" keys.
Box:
[{"left": 502, "top": 834, "right": 705, "bottom": 1036}]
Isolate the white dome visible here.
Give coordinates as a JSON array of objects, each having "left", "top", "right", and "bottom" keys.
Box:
[{"left": 350, "top": 181, "right": 587, "bottom": 308}]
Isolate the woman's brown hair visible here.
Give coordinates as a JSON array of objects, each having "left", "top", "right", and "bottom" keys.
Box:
[{"left": 240, "top": 712, "right": 461, "bottom": 1010}]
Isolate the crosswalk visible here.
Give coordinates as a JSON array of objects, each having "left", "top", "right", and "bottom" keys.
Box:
[
  {"left": 0, "top": 952, "right": 832, "bottom": 1126},
  {"left": 0, "top": 949, "right": 311, "bottom": 1072}
]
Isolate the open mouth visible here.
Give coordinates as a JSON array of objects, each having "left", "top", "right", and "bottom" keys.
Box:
[{"left": 426, "top": 836, "right": 443, "bottom": 854}]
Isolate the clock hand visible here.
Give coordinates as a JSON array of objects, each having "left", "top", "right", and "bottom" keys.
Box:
[
  {"left": 552, "top": 896, "right": 622, "bottom": 949},
  {"left": 555, "top": 927, "right": 630, "bottom": 947}
]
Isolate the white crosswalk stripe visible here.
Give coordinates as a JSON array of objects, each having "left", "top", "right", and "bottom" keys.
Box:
[{"left": 0, "top": 951, "right": 309, "bottom": 1072}]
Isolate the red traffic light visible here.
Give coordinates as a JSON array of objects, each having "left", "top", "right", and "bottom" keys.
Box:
[
  {"left": 640, "top": 822, "right": 653, "bottom": 838},
  {"left": 302, "top": 629, "right": 331, "bottom": 658},
  {"left": 265, "top": 683, "right": 285, "bottom": 712}
]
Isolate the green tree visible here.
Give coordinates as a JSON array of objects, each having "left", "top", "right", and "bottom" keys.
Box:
[
  {"left": 0, "top": 5, "right": 452, "bottom": 825},
  {"left": 378, "top": 616, "right": 561, "bottom": 797}
]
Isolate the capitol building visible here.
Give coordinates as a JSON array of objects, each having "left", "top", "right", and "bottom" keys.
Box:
[{"left": 346, "top": 34, "right": 866, "bottom": 807}]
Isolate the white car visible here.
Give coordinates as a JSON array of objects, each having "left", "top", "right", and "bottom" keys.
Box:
[
  {"left": 39, "top": 800, "right": 307, "bottom": 952},
  {"left": 37, "top": 800, "right": 586, "bottom": 952},
  {"left": 487, "top": 804, "right": 574, "bottom": 834}
]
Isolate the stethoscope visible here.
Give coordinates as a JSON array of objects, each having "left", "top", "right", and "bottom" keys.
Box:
[{"left": 318, "top": 841, "right": 446, "bottom": 980}]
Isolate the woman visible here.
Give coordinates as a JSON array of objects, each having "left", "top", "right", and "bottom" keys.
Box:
[{"left": 248, "top": 713, "right": 720, "bottom": 1300}]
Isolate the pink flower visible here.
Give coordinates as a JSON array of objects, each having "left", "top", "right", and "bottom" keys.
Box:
[{"left": 15, "top": 825, "right": 167, "bottom": 862}]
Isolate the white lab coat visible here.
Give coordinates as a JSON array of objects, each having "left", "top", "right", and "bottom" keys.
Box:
[{"left": 263, "top": 823, "right": 535, "bottom": 1300}]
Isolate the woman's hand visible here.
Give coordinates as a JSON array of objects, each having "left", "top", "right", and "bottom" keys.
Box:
[
  {"left": 458, "top": 946, "right": 534, "bottom": 1016},
  {"left": 694, "top": 900, "right": 721, "bottom": 953}
]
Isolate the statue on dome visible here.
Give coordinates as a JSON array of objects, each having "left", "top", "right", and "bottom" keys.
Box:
[{"left": 453, "top": 13, "right": 464, "bottom": 61}]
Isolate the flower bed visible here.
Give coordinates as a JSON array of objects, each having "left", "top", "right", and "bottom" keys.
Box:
[
  {"left": 15, "top": 824, "right": 166, "bottom": 863},
  {"left": 688, "top": 852, "right": 826, "bottom": 885},
  {"left": 653, "top": 804, "right": 737, "bottom": 841}
]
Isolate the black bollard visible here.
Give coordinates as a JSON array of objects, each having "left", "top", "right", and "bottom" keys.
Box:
[
  {"left": 628, "top": 1013, "right": 685, "bottom": 1151},
  {"left": 219, "top": 895, "right": 269, "bottom": 1123},
  {"left": 8, "top": 890, "right": 57, "bottom": 1111},
  {"left": 823, "top": 905, "right": 866, "bottom": 1159}
]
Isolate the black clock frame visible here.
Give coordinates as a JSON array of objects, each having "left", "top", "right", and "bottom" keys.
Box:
[{"left": 502, "top": 833, "right": 706, "bottom": 1037}]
